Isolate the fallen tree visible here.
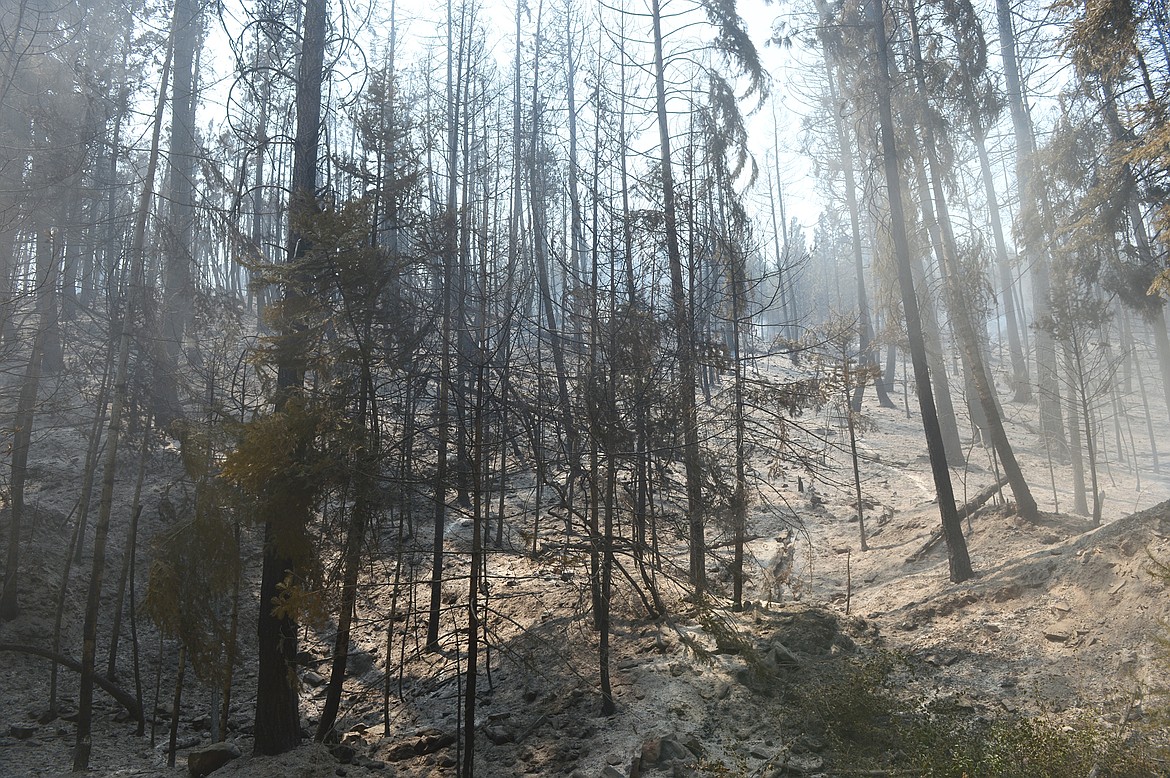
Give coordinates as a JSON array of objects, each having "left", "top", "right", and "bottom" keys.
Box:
[
  {"left": 905, "top": 475, "right": 1011, "bottom": 564},
  {"left": 0, "top": 642, "right": 143, "bottom": 721}
]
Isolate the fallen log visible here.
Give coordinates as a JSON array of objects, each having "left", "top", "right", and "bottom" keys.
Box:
[
  {"left": 0, "top": 642, "right": 143, "bottom": 721},
  {"left": 905, "top": 475, "right": 1010, "bottom": 564}
]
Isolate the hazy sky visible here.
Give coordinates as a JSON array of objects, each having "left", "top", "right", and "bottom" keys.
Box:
[{"left": 202, "top": 0, "right": 823, "bottom": 240}]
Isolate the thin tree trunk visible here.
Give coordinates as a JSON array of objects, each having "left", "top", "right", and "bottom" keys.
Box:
[
  {"left": 0, "top": 230, "right": 57, "bottom": 620},
  {"left": 1064, "top": 339, "right": 1089, "bottom": 513},
  {"left": 254, "top": 0, "right": 327, "bottom": 755},
  {"left": 962, "top": 78, "right": 1029, "bottom": 403},
  {"left": 108, "top": 420, "right": 151, "bottom": 679},
  {"left": 650, "top": 0, "right": 706, "bottom": 592},
  {"left": 162, "top": 0, "right": 199, "bottom": 368},
  {"left": 426, "top": 0, "right": 465, "bottom": 653},
  {"left": 906, "top": 9, "right": 1038, "bottom": 520},
  {"left": 906, "top": 152, "right": 966, "bottom": 465},
  {"left": 869, "top": 0, "right": 972, "bottom": 582},
  {"left": 810, "top": 15, "right": 892, "bottom": 410},
  {"left": 73, "top": 34, "right": 172, "bottom": 770},
  {"left": 996, "top": 0, "right": 1067, "bottom": 457},
  {"left": 166, "top": 645, "right": 186, "bottom": 768},
  {"left": 314, "top": 461, "right": 370, "bottom": 741}
]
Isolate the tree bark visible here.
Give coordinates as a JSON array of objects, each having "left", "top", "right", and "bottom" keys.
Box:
[
  {"left": 905, "top": 8, "right": 1038, "bottom": 521},
  {"left": 254, "top": 0, "right": 327, "bottom": 755},
  {"left": 995, "top": 0, "right": 1067, "bottom": 457},
  {"left": 650, "top": 0, "right": 706, "bottom": 592},
  {"left": 74, "top": 31, "right": 172, "bottom": 771},
  {"left": 0, "top": 229, "right": 56, "bottom": 620},
  {"left": 0, "top": 643, "right": 143, "bottom": 720},
  {"left": 868, "top": 0, "right": 972, "bottom": 582}
]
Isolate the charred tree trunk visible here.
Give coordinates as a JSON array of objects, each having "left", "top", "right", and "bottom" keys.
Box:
[
  {"left": 73, "top": 31, "right": 173, "bottom": 773},
  {"left": 650, "top": 0, "right": 705, "bottom": 592},
  {"left": 869, "top": 0, "right": 972, "bottom": 582},
  {"left": 254, "top": 0, "right": 327, "bottom": 755}
]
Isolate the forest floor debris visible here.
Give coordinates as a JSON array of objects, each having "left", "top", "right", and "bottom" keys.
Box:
[{"left": 2, "top": 381, "right": 1170, "bottom": 776}]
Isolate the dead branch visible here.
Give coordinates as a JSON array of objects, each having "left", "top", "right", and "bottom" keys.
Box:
[
  {"left": 904, "top": 475, "right": 1010, "bottom": 564},
  {"left": 0, "top": 642, "right": 143, "bottom": 721}
]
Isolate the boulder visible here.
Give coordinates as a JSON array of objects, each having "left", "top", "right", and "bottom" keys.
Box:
[
  {"left": 659, "top": 737, "right": 692, "bottom": 763},
  {"left": 384, "top": 728, "right": 455, "bottom": 762},
  {"left": 187, "top": 742, "right": 241, "bottom": 777},
  {"left": 483, "top": 724, "right": 514, "bottom": 745},
  {"left": 9, "top": 723, "right": 37, "bottom": 739},
  {"left": 331, "top": 743, "right": 355, "bottom": 764},
  {"left": 636, "top": 736, "right": 694, "bottom": 773}
]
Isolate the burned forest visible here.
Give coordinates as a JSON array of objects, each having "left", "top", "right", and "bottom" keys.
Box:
[{"left": 1, "top": 0, "right": 1170, "bottom": 775}]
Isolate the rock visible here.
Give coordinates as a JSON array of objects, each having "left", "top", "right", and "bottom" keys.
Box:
[
  {"left": 484, "top": 725, "right": 514, "bottom": 745},
  {"left": 659, "top": 737, "right": 692, "bottom": 763},
  {"left": 9, "top": 723, "right": 37, "bottom": 739},
  {"left": 769, "top": 643, "right": 801, "bottom": 668},
  {"left": 601, "top": 767, "right": 625, "bottom": 778},
  {"left": 792, "top": 734, "right": 824, "bottom": 754},
  {"left": 303, "top": 670, "right": 326, "bottom": 687},
  {"left": 385, "top": 728, "right": 455, "bottom": 762},
  {"left": 574, "top": 722, "right": 597, "bottom": 739},
  {"left": 384, "top": 741, "right": 417, "bottom": 762},
  {"left": 639, "top": 736, "right": 693, "bottom": 770},
  {"left": 992, "top": 584, "right": 1022, "bottom": 602},
  {"left": 333, "top": 744, "right": 356, "bottom": 764},
  {"left": 348, "top": 650, "right": 376, "bottom": 676},
  {"left": 640, "top": 738, "right": 663, "bottom": 766},
  {"left": 944, "top": 694, "right": 978, "bottom": 712},
  {"left": 699, "top": 682, "right": 730, "bottom": 701},
  {"left": 177, "top": 734, "right": 202, "bottom": 749},
  {"left": 187, "top": 742, "right": 241, "bottom": 777},
  {"left": 786, "top": 752, "right": 824, "bottom": 774},
  {"left": 1044, "top": 629, "right": 1072, "bottom": 642},
  {"left": 365, "top": 759, "right": 386, "bottom": 770}
]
